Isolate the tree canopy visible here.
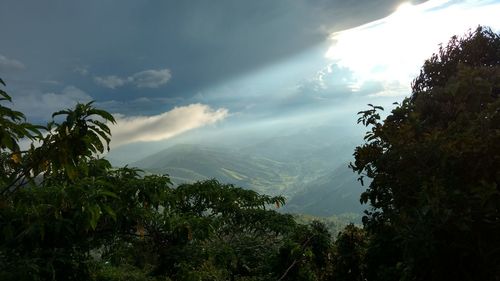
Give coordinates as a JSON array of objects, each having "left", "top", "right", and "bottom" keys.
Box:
[
  {"left": 351, "top": 26, "right": 500, "bottom": 281},
  {"left": 0, "top": 79, "right": 339, "bottom": 280}
]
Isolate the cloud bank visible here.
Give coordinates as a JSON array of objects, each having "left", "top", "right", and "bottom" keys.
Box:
[
  {"left": 94, "top": 68, "right": 172, "bottom": 89},
  {"left": 109, "top": 103, "right": 228, "bottom": 147}
]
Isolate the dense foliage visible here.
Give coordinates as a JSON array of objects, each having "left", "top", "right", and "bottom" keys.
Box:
[
  {"left": 351, "top": 26, "right": 500, "bottom": 281},
  {"left": 0, "top": 79, "right": 340, "bottom": 280}
]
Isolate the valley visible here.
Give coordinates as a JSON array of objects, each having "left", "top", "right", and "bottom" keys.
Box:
[{"left": 113, "top": 125, "right": 368, "bottom": 217}]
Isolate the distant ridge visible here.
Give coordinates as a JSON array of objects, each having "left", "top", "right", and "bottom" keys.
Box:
[{"left": 132, "top": 142, "right": 365, "bottom": 216}]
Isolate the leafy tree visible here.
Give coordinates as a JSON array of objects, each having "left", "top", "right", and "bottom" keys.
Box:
[
  {"left": 0, "top": 80, "right": 42, "bottom": 193},
  {"left": 274, "top": 220, "right": 334, "bottom": 281},
  {"left": 0, "top": 79, "right": 41, "bottom": 153},
  {"left": 0, "top": 83, "right": 334, "bottom": 280},
  {"left": 331, "top": 224, "right": 367, "bottom": 281},
  {"left": 31, "top": 101, "right": 116, "bottom": 182},
  {"left": 351, "top": 26, "right": 500, "bottom": 281}
]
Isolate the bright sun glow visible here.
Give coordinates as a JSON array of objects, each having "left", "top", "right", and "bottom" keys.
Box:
[
  {"left": 395, "top": 2, "right": 414, "bottom": 14},
  {"left": 325, "top": 0, "right": 500, "bottom": 97}
]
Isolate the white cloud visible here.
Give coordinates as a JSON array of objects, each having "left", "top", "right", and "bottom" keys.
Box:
[
  {"left": 94, "top": 75, "right": 128, "bottom": 89},
  {"left": 14, "top": 86, "right": 93, "bottom": 120},
  {"left": 324, "top": 0, "right": 500, "bottom": 96},
  {"left": 94, "top": 68, "right": 172, "bottom": 89},
  {"left": 130, "top": 68, "right": 172, "bottom": 88},
  {"left": 0, "top": 54, "right": 25, "bottom": 72},
  {"left": 109, "top": 103, "right": 228, "bottom": 147}
]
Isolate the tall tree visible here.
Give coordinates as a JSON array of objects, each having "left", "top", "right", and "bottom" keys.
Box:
[{"left": 351, "top": 26, "right": 500, "bottom": 281}]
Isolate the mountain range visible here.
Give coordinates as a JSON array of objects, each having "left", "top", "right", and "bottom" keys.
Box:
[{"left": 115, "top": 125, "right": 368, "bottom": 216}]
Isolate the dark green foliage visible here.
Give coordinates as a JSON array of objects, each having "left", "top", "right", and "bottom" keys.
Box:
[
  {"left": 351, "top": 26, "right": 500, "bottom": 280},
  {"left": 0, "top": 81, "right": 335, "bottom": 280},
  {"left": 92, "top": 264, "right": 162, "bottom": 281},
  {"left": 331, "top": 224, "right": 367, "bottom": 281},
  {"left": 0, "top": 81, "right": 41, "bottom": 154},
  {"left": 0, "top": 82, "right": 42, "bottom": 194},
  {"left": 293, "top": 213, "right": 362, "bottom": 237},
  {"left": 37, "top": 101, "right": 116, "bottom": 181},
  {"left": 274, "top": 221, "right": 334, "bottom": 281}
]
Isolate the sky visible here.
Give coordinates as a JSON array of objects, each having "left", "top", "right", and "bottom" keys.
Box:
[{"left": 1, "top": 0, "right": 500, "bottom": 160}]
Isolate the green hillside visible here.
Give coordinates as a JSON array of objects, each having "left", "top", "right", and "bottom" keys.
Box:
[
  {"left": 132, "top": 140, "right": 365, "bottom": 216},
  {"left": 133, "top": 143, "right": 301, "bottom": 195},
  {"left": 284, "top": 164, "right": 365, "bottom": 216}
]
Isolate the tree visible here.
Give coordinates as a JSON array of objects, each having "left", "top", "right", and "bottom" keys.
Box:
[
  {"left": 31, "top": 101, "right": 116, "bottom": 182},
  {"left": 331, "top": 224, "right": 367, "bottom": 281},
  {"left": 1, "top": 76, "right": 340, "bottom": 280},
  {"left": 274, "top": 220, "right": 334, "bottom": 281},
  {"left": 0, "top": 79, "right": 41, "bottom": 153},
  {"left": 351, "top": 26, "right": 500, "bottom": 281},
  {"left": 0, "top": 80, "right": 42, "bottom": 193}
]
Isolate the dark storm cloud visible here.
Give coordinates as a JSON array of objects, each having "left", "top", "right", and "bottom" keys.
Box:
[{"left": 0, "top": 0, "right": 423, "bottom": 105}]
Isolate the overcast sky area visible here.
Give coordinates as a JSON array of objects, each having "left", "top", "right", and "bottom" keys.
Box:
[{"left": 1, "top": 0, "right": 500, "bottom": 160}]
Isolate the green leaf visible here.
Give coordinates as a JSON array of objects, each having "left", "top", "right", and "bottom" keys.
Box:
[
  {"left": 88, "top": 108, "right": 116, "bottom": 124},
  {"left": 0, "top": 89, "right": 12, "bottom": 101},
  {"left": 103, "top": 205, "right": 117, "bottom": 221},
  {"left": 51, "top": 109, "right": 71, "bottom": 118},
  {"left": 88, "top": 204, "right": 101, "bottom": 230},
  {"left": 97, "top": 189, "right": 119, "bottom": 199}
]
